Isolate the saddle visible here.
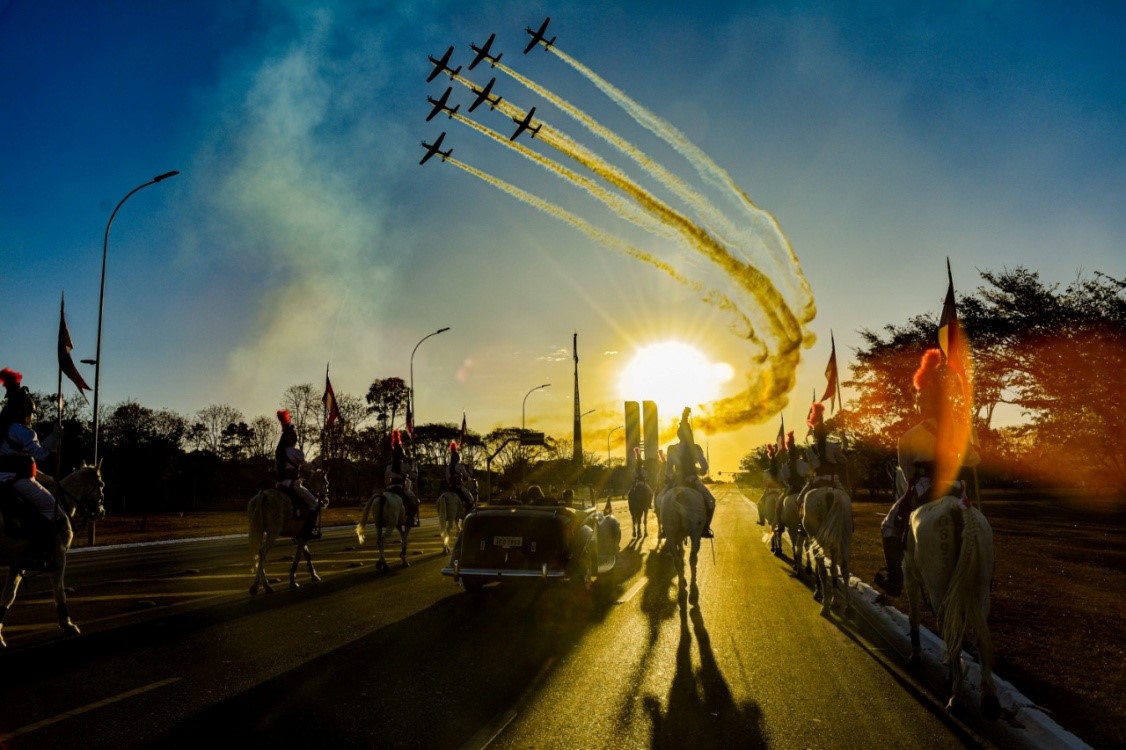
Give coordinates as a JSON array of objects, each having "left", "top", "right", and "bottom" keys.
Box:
[{"left": 274, "top": 484, "right": 305, "bottom": 520}]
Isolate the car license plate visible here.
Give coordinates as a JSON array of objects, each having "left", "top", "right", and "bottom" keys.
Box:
[{"left": 494, "top": 535, "right": 523, "bottom": 548}]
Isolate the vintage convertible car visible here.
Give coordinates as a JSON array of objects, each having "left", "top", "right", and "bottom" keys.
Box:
[{"left": 441, "top": 491, "right": 620, "bottom": 592}]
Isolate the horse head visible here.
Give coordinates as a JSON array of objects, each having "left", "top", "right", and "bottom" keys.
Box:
[{"left": 57, "top": 462, "right": 106, "bottom": 523}]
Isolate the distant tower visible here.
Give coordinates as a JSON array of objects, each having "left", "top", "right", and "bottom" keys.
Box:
[{"left": 572, "top": 332, "right": 582, "bottom": 465}]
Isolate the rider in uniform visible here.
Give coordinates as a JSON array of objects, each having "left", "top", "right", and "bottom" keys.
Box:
[
  {"left": 385, "top": 430, "right": 420, "bottom": 526},
  {"left": 665, "top": 407, "right": 716, "bottom": 538},
  {"left": 875, "top": 349, "right": 979, "bottom": 596},
  {"left": 444, "top": 440, "right": 474, "bottom": 515},
  {"left": 777, "top": 431, "right": 810, "bottom": 532},
  {"left": 802, "top": 401, "right": 849, "bottom": 496},
  {"left": 758, "top": 443, "right": 785, "bottom": 526},
  {"left": 0, "top": 368, "right": 66, "bottom": 571},
  {"left": 274, "top": 409, "right": 323, "bottom": 540}
]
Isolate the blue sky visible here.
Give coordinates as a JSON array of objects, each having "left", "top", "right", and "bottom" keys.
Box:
[{"left": 1, "top": 0, "right": 1123, "bottom": 471}]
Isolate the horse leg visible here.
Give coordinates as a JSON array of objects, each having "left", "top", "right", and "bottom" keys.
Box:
[
  {"left": 905, "top": 564, "right": 925, "bottom": 669},
  {"left": 400, "top": 525, "right": 410, "bottom": 568},
  {"left": 302, "top": 543, "right": 320, "bottom": 583},
  {"left": 51, "top": 564, "right": 80, "bottom": 637},
  {"left": 0, "top": 567, "right": 25, "bottom": 648},
  {"left": 259, "top": 534, "right": 277, "bottom": 594},
  {"left": 288, "top": 540, "right": 303, "bottom": 589}
]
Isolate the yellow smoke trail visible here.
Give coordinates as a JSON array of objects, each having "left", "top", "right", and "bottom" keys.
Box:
[
  {"left": 445, "top": 60, "right": 814, "bottom": 428},
  {"left": 551, "top": 46, "right": 816, "bottom": 320},
  {"left": 495, "top": 61, "right": 749, "bottom": 252}
]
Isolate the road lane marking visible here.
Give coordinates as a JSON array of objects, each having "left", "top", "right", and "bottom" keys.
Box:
[
  {"left": 0, "top": 677, "right": 181, "bottom": 741},
  {"left": 616, "top": 578, "right": 646, "bottom": 604}
]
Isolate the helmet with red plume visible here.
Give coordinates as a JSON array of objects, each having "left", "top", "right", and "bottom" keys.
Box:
[
  {"left": 276, "top": 409, "right": 292, "bottom": 427},
  {"left": 807, "top": 401, "right": 826, "bottom": 428}
]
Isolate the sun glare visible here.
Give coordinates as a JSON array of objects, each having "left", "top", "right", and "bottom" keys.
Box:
[{"left": 619, "top": 341, "right": 729, "bottom": 417}]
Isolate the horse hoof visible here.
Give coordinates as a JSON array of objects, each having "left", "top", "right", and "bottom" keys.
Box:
[
  {"left": 311, "top": 573, "right": 321, "bottom": 583},
  {"left": 264, "top": 584, "right": 275, "bottom": 594},
  {"left": 401, "top": 560, "right": 410, "bottom": 568},
  {"left": 290, "top": 580, "right": 300, "bottom": 590},
  {"left": 250, "top": 584, "right": 259, "bottom": 597},
  {"left": 62, "top": 621, "right": 82, "bottom": 638},
  {"left": 982, "top": 692, "right": 1002, "bottom": 721},
  {"left": 907, "top": 651, "right": 922, "bottom": 671},
  {"left": 813, "top": 590, "right": 823, "bottom": 603}
]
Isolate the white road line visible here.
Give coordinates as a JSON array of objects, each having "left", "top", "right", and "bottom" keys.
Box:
[
  {"left": 0, "top": 677, "right": 181, "bottom": 741},
  {"left": 616, "top": 578, "right": 646, "bottom": 604}
]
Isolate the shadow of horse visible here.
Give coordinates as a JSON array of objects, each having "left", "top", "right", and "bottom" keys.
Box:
[
  {"left": 627, "top": 482, "right": 654, "bottom": 539},
  {"left": 643, "top": 599, "right": 767, "bottom": 748}
]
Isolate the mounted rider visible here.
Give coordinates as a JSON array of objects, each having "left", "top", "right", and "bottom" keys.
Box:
[
  {"left": 385, "top": 430, "right": 420, "bottom": 526},
  {"left": 802, "top": 401, "right": 849, "bottom": 494},
  {"left": 444, "top": 440, "right": 475, "bottom": 515},
  {"left": 875, "top": 349, "right": 979, "bottom": 596},
  {"left": 758, "top": 443, "right": 785, "bottom": 526},
  {"left": 274, "top": 409, "right": 324, "bottom": 540},
  {"left": 0, "top": 368, "right": 66, "bottom": 571},
  {"left": 665, "top": 407, "right": 716, "bottom": 538},
  {"left": 630, "top": 446, "right": 651, "bottom": 492}
]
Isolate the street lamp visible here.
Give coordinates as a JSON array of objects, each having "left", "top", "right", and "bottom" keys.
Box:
[
  {"left": 607, "top": 424, "right": 624, "bottom": 465},
  {"left": 409, "top": 326, "right": 450, "bottom": 432},
  {"left": 92, "top": 170, "right": 180, "bottom": 466},
  {"left": 521, "top": 383, "right": 550, "bottom": 487}
]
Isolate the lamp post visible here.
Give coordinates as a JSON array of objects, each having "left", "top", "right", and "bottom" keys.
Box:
[
  {"left": 92, "top": 170, "right": 180, "bottom": 466},
  {"left": 409, "top": 327, "right": 450, "bottom": 432},
  {"left": 607, "top": 424, "right": 623, "bottom": 466},
  {"left": 521, "top": 383, "right": 550, "bottom": 487},
  {"left": 408, "top": 326, "right": 449, "bottom": 497}
]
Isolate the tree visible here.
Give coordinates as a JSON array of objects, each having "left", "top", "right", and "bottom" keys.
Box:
[
  {"left": 248, "top": 415, "right": 279, "bottom": 459},
  {"left": 280, "top": 383, "right": 317, "bottom": 452},
  {"left": 193, "top": 404, "right": 244, "bottom": 454},
  {"left": 365, "top": 377, "right": 409, "bottom": 439}
]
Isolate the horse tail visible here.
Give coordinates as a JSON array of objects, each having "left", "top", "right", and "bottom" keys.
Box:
[
  {"left": 355, "top": 495, "right": 373, "bottom": 545},
  {"left": 939, "top": 505, "right": 993, "bottom": 670},
  {"left": 248, "top": 492, "right": 265, "bottom": 572}
]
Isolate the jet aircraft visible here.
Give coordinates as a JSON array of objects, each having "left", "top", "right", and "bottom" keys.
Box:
[
  {"left": 468, "top": 33, "right": 503, "bottom": 70},
  {"left": 426, "top": 87, "right": 460, "bottom": 121},
  {"left": 510, "top": 107, "right": 541, "bottom": 140},
  {"left": 420, "top": 132, "right": 452, "bottom": 164},
  {"left": 524, "top": 17, "right": 556, "bottom": 54},
  {"left": 468, "top": 77, "right": 503, "bottom": 112},
  {"left": 426, "top": 46, "right": 461, "bottom": 82}
]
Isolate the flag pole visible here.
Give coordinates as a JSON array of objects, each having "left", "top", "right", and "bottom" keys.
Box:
[
  {"left": 55, "top": 293, "right": 65, "bottom": 480},
  {"left": 322, "top": 362, "right": 330, "bottom": 510}
]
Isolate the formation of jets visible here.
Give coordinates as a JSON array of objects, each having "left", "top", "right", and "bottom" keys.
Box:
[
  {"left": 468, "top": 77, "right": 502, "bottom": 112},
  {"left": 422, "top": 19, "right": 554, "bottom": 165},
  {"left": 426, "top": 86, "right": 459, "bottom": 121},
  {"left": 426, "top": 46, "right": 461, "bottom": 82},
  {"left": 468, "top": 33, "right": 502, "bottom": 70},
  {"left": 524, "top": 17, "right": 554, "bottom": 54},
  {"left": 419, "top": 131, "right": 452, "bottom": 165}
]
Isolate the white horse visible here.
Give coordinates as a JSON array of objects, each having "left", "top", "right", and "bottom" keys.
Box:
[
  {"left": 436, "top": 490, "right": 468, "bottom": 554},
  {"left": 761, "top": 488, "right": 783, "bottom": 555},
  {"left": 904, "top": 489, "right": 999, "bottom": 719},
  {"left": 247, "top": 489, "right": 324, "bottom": 595},
  {"left": 800, "top": 485, "right": 854, "bottom": 618},
  {"left": 779, "top": 492, "right": 811, "bottom": 576},
  {"left": 0, "top": 463, "right": 105, "bottom": 648},
  {"left": 627, "top": 481, "right": 654, "bottom": 539},
  {"left": 355, "top": 491, "right": 411, "bottom": 571},
  {"left": 659, "top": 485, "right": 706, "bottom": 582}
]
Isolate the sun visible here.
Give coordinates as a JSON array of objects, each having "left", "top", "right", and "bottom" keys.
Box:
[{"left": 618, "top": 341, "right": 733, "bottom": 417}]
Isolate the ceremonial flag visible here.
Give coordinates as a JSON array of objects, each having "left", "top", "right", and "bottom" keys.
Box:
[
  {"left": 405, "top": 399, "right": 414, "bottom": 440},
  {"left": 937, "top": 258, "right": 969, "bottom": 389},
  {"left": 775, "top": 415, "right": 785, "bottom": 454},
  {"left": 57, "top": 295, "right": 90, "bottom": 402},
  {"left": 459, "top": 412, "right": 467, "bottom": 449},
  {"left": 820, "top": 331, "right": 840, "bottom": 413},
  {"left": 322, "top": 370, "right": 340, "bottom": 431}
]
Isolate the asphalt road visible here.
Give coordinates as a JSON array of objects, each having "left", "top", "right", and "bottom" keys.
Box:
[{"left": 0, "top": 491, "right": 985, "bottom": 749}]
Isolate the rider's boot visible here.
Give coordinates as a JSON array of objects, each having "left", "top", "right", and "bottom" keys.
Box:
[
  {"left": 298, "top": 506, "right": 322, "bottom": 540},
  {"left": 702, "top": 504, "right": 715, "bottom": 538},
  {"left": 874, "top": 534, "right": 903, "bottom": 596}
]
